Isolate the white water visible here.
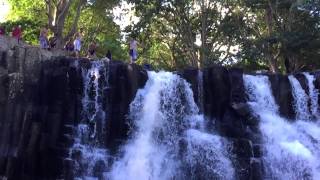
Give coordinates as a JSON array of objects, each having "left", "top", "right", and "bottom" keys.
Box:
[
  {"left": 288, "top": 75, "right": 312, "bottom": 120},
  {"left": 303, "top": 73, "right": 320, "bottom": 119},
  {"left": 108, "top": 71, "right": 234, "bottom": 180},
  {"left": 197, "top": 70, "right": 204, "bottom": 113},
  {"left": 244, "top": 75, "right": 320, "bottom": 180},
  {"left": 71, "top": 61, "right": 110, "bottom": 179}
]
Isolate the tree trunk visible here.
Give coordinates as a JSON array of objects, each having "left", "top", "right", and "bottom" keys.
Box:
[
  {"left": 46, "top": 0, "right": 85, "bottom": 49},
  {"left": 200, "top": 0, "right": 208, "bottom": 69},
  {"left": 285, "top": 53, "right": 298, "bottom": 73},
  {"left": 265, "top": 1, "right": 279, "bottom": 73}
]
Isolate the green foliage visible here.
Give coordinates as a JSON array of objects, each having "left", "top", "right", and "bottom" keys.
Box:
[
  {"left": 6, "top": 0, "right": 125, "bottom": 60},
  {"left": 126, "top": 0, "right": 320, "bottom": 72},
  {"left": 1, "top": 18, "right": 42, "bottom": 45},
  {"left": 78, "top": 7, "right": 126, "bottom": 60},
  {"left": 235, "top": 0, "right": 320, "bottom": 72},
  {"left": 4, "top": 0, "right": 320, "bottom": 72},
  {"left": 7, "top": 0, "right": 46, "bottom": 22}
]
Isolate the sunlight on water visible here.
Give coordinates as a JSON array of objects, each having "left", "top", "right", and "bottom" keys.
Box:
[
  {"left": 108, "top": 71, "right": 234, "bottom": 180},
  {"left": 71, "top": 61, "right": 110, "bottom": 179},
  {"left": 244, "top": 74, "right": 320, "bottom": 180}
]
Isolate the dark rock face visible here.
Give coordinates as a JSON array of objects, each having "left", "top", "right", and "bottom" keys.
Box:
[
  {"left": 179, "top": 68, "right": 200, "bottom": 109},
  {"left": 106, "top": 62, "right": 147, "bottom": 150},
  {"left": 313, "top": 71, "right": 320, "bottom": 107},
  {"left": 1, "top": 37, "right": 319, "bottom": 180},
  {"left": 0, "top": 38, "right": 147, "bottom": 179},
  {"left": 179, "top": 66, "right": 264, "bottom": 180},
  {"left": 203, "top": 66, "right": 231, "bottom": 120},
  {"left": 268, "top": 74, "right": 295, "bottom": 120}
]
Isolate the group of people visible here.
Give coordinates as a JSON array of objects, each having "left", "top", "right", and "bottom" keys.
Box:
[
  {"left": 39, "top": 26, "right": 96, "bottom": 58},
  {"left": 0, "top": 24, "right": 140, "bottom": 63},
  {"left": 0, "top": 24, "right": 23, "bottom": 43}
]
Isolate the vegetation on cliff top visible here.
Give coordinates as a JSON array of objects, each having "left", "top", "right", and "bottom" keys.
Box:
[{"left": 2, "top": 0, "right": 320, "bottom": 73}]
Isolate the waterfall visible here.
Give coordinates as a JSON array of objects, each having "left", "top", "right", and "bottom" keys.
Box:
[
  {"left": 303, "top": 73, "right": 320, "bottom": 119},
  {"left": 288, "top": 75, "right": 312, "bottom": 120},
  {"left": 244, "top": 75, "right": 320, "bottom": 180},
  {"left": 108, "top": 71, "right": 234, "bottom": 180},
  {"left": 197, "top": 70, "right": 204, "bottom": 113},
  {"left": 71, "top": 61, "right": 110, "bottom": 179}
]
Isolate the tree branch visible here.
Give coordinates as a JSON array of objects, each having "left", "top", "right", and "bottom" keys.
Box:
[
  {"left": 45, "top": 0, "right": 54, "bottom": 28},
  {"left": 56, "top": 0, "right": 73, "bottom": 26},
  {"left": 65, "top": 0, "right": 86, "bottom": 41}
]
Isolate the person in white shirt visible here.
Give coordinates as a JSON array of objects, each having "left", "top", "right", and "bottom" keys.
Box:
[
  {"left": 129, "top": 37, "right": 139, "bottom": 63},
  {"left": 73, "top": 29, "right": 83, "bottom": 58}
]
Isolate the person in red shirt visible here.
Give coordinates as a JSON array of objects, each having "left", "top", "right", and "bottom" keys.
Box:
[{"left": 12, "top": 25, "right": 22, "bottom": 43}]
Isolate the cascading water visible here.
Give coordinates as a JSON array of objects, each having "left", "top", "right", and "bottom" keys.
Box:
[
  {"left": 108, "top": 71, "right": 234, "bottom": 180},
  {"left": 197, "top": 70, "right": 204, "bottom": 113},
  {"left": 244, "top": 75, "right": 320, "bottom": 180},
  {"left": 288, "top": 75, "right": 312, "bottom": 120},
  {"left": 71, "top": 61, "right": 110, "bottom": 179},
  {"left": 303, "top": 73, "right": 320, "bottom": 119}
]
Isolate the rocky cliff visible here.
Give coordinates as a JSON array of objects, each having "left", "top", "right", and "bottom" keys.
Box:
[{"left": 0, "top": 36, "right": 319, "bottom": 179}]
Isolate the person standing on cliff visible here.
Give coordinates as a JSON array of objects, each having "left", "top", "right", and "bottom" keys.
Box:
[
  {"left": 129, "top": 37, "right": 139, "bottom": 63},
  {"left": 106, "top": 50, "right": 112, "bottom": 61},
  {"left": 87, "top": 41, "right": 97, "bottom": 59},
  {"left": 73, "top": 29, "right": 83, "bottom": 58},
  {"left": 64, "top": 38, "right": 74, "bottom": 52},
  {"left": 39, "top": 26, "right": 49, "bottom": 49},
  {"left": 49, "top": 36, "right": 57, "bottom": 49},
  {"left": 12, "top": 25, "right": 22, "bottom": 43},
  {"left": 0, "top": 25, "right": 5, "bottom": 35}
]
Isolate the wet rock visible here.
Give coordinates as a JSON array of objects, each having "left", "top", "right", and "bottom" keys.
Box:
[
  {"left": 269, "top": 74, "right": 295, "bottom": 120},
  {"left": 250, "top": 158, "right": 263, "bottom": 180},
  {"left": 203, "top": 66, "right": 231, "bottom": 120},
  {"left": 93, "top": 160, "right": 106, "bottom": 178},
  {"left": 312, "top": 71, "right": 320, "bottom": 106},
  {"left": 231, "top": 102, "right": 251, "bottom": 117},
  {"left": 230, "top": 138, "right": 254, "bottom": 158},
  {"left": 229, "top": 68, "right": 246, "bottom": 103},
  {"left": 0, "top": 35, "right": 318, "bottom": 180},
  {"left": 179, "top": 68, "right": 200, "bottom": 107},
  {"left": 295, "top": 73, "right": 309, "bottom": 94},
  {"left": 63, "top": 159, "right": 74, "bottom": 180},
  {"left": 252, "top": 144, "right": 263, "bottom": 158},
  {"left": 219, "top": 108, "right": 246, "bottom": 138},
  {"left": 106, "top": 62, "right": 147, "bottom": 150}
]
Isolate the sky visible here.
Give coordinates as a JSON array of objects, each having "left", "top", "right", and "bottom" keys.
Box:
[
  {"left": 0, "top": 0, "right": 136, "bottom": 35},
  {"left": 0, "top": 0, "right": 9, "bottom": 22},
  {"left": 112, "top": 1, "right": 139, "bottom": 31}
]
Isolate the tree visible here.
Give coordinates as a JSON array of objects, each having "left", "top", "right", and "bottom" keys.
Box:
[
  {"left": 8, "top": 0, "right": 119, "bottom": 48},
  {"left": 236, "top": 0, "right": 320, "bottom": 73},
  {"left": 126, "top": 0, "right": 248, "bottom": 69},
  {"left": 124, "top": 0, "right": 320, "bottom": 72},
  {"left": 1, "top": 18, "right": 42, "bottom": 45}
]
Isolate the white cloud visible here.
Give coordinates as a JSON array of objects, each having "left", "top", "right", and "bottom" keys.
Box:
[
  {"left": 0, "top": 0, "right": 10, "bottom": 22},
  {"left": 112, "top": 1, "right": 139, "bottom": 31}
]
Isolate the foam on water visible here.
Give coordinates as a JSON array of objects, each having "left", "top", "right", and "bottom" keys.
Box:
[
  {"left": 244, "top": 74, "right": 320, "bottom": 180},
  {"left": 71, "top": 61, "right": 110, "bottom": 179},
  {"left": 288, "top": 75, "right": 312, "bottom": 120},
  {"left": 303, "top": 73, "right": 320, "bottom": 119},
  {"left": 108, "top": 71, "right": 234, "bottom": 180}
]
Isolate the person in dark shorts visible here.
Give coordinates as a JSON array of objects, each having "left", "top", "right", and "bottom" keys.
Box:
[
  {"left": 106, "top": 50, "right": 112, "bottom": 61},
  {"left": 39, "top": 26, "right": 49, "bottom": 49},
  {"left": 65, "top": 39, "right": 75, "bottom": 52},
  {"left": 12, "top": 25, "right": 22, "bottom": 43},
  {"left": 129, "top": 37, "right": 139, "bottom": 63},
  {"left": 49, "top": 36, "right": 57, "bottom": 49},
  {"left": 73, "top": 31, "right": 83, "bottom": 58},
  {"left": 87, "top": 41, "right": 97, "bottom": 58},
  {"left": 0, "top": 25, "right": 5, "bottom": 35}
]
